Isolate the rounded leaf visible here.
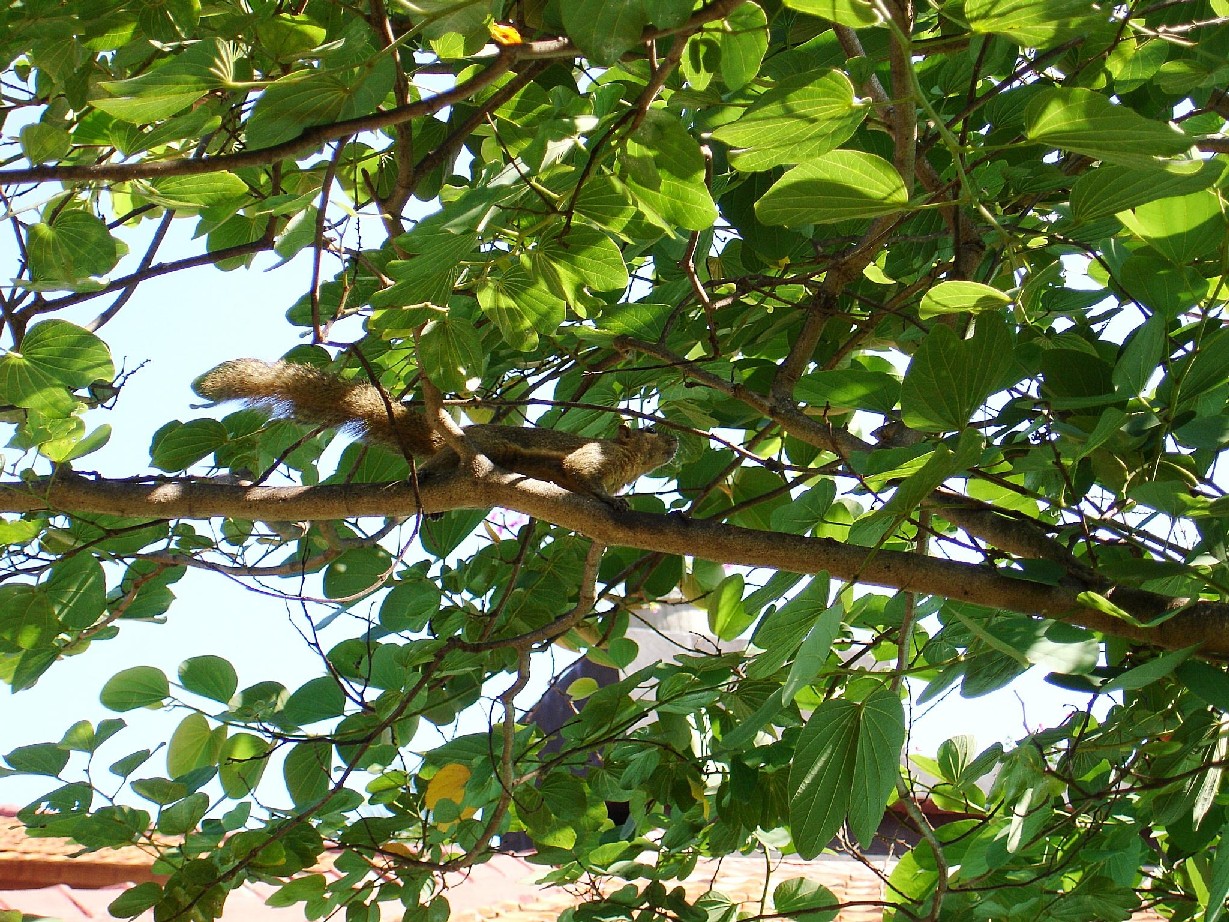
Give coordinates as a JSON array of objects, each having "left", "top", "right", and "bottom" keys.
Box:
[
  {"left": 756, "top": 151, "right": 908, "bottom": 226},
  {"left": 1024, "top": 88, "right": 1191, "bottom": 167},
  {"left": 713, "top": 70, "right": 867, "bottom": 172},
  {"left": 46, "top": 554, "right": 106, "bottom": 631},
  {"left": 150, "top": 419, "right": 229, "bottom": 471},
  {"left": 707, "top": 573, "right": 753, "bottom": 641},
  {"left": 109, "top": 882, "right": 163, "bottom": 919},
  {"left": 167, "top": 712, "right": 222, "bottom": 778},
  {"left": 283, "top": 742, "right": 332, "bottom": 808},
  {"left": 178, "top": 655, "right": 238, "bottom": 704},
  {"left": 919, "top": 281, "right": 1012, "bottom": 318},
  {"left": 784, "top": 0, "right": 881, "bottom": 27},
  {"left": 219, "top": 732, "right": 270, "bottom": 797},
  {"left": 0, "top": 320, "right": 115, "bottom": 409},
  {"left": 425, "top": 762, "right": 476, "bottom": 823},
  {"left": 100, "top": 666, "right": 170, "bottom": 712}
]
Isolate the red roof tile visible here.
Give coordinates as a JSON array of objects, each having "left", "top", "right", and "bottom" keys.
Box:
[{"left": 0, "top": 808, "right": 1167, "bottom": 922}]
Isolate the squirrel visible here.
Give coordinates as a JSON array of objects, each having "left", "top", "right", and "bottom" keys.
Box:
[{"left": 193, "top": 359, "right": 678, "bottom": 507}]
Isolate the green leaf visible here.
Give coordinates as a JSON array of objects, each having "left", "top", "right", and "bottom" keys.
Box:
[
  {"left": 92, "top": 38, "right": 235, "bottom": 123},
  {"left": 421, "top": 509, "right": 486, "bottom": 557},
  {"left": 789, "top": 697, "right": 858, "bottom": 857},
  {"left": 1102, "top": 645, "right": 1198, "bottom": 695},
  {"left": 708, "top": 573, "right": 751, "bottom": 641},
  {"left": 1206, "top": 817, "right": 1229, "bottom": 922},
  {"left": 150, "top": 419, "right": 229, "bottom": 471},
  {"left": 1177, "top": 661, "right": 1229, "bottom": 711},
  {"left": 255, "top": 14, "right": 328, "bottom": 62},
  {"left": 46, "top": 554, "right": 106, "bottom": 631},
  {"left": 795, "top": 368, "right": 900, "bottom": 414},
  {"left": 1165, "top": 328, "right": 1229, "bottom": 409},
  {"left": 756, "top": 151, "right": 908, "bottom": 226},
  {"left": 0, "top": 585, "right": 57, "bottom": 652},
  {"left": 60, "top": 718, "right": 125, "bottom": 754},
  {"left": 5, "top": 742, "right": 70, "bottom": 776},
  {"left": 0, "top": 518, "right": 44, "bottom": 546},
  {"left": 167, "top": 713, "right": 221, "bottom": 778},
  {"left": 267, "top": 874, "right": 327, "bottom": 909},
  {"left": 379, "top": 576, "right": 443, "bottom": 633},
  {"left": 157, "top": 792, "right": 208, "bottom": 835},
  {"left": 918, "top": 281, "right": 1012, "bottom": 318},
  {"left": 782, "top": 602, "right": 844, "bottom": 701},
  {"left": 110, "top": 749, "right": 154, "bottom": 779},
  {"left": 138, "top": 0, "right": 200, "bottom": 42},
  {"left": 323, "top": 546, "right": 394, "bottom": 600},
  {"left": 20, "top": 123, "right": 72, "bottom": 164},
  {"left": 620, "top": 109, "right": 718, "bottom": 232},
  {"left": 783, "top": 0, "right": 881, "bottom": 27},
  {"left": 219, "top": 732, "right": 270, "bottom": 797},
  {"left": 719, "top": 687, "right": 787, "bottom": 751},
  {"left": 769, "top": 481, "right": 837, "bottom": 536},
  {"left": 178, "top": 655, "right": 238, "bottom": 704},
  {"left": 280, "top": 676, "right": 347, "bottom": 727},
  {"left": 1024, "top": 88, "right": 1192, "bottom": 167},
  {"left": 146, "top": 173, "right": 250, "bottom": 210},
  {"left": 379, "top": 224, "right": 477, "bottom": 309},
  {"left": 283, "top": 742, "right": 332, "bottom": 807},
  {"left": 100, "top": 666, "right": 170, "bottom": 712},
  {"left": 901, "top": 314, "right": 1013, "bottom": 431},
  {"left": 712, "top": 70, "right": 867, "bottom": 172},
  {"left": 28, "top": 212, "right": 121, "bottom": 283},
  {"left": 573, "top": 174, "right": 641, "bottom": 236},
  {"left": 850, "top": 432, "right": 982, "bottom": 546},
  {"left": 786, "top": 688, "right": 904, "bottom": 855},
  {"left": 536, "top": 224, "right": 630, "bottom": 298},
  {"left": 749, "top": 575, "right": 830, "bottom": 679},
  {"left": 964, "top": 0, "right": 1100, "bottom": 47},
  {"left": 43, "top": 422, "right": 112, "bottom": 463},
  {"left": 772, "top": 878, "right": 838, "bottom": 922},
  {"left": 562, "top": 0, "right": 648, "bottom": 65},
  {"left": 477, "top": 264, "right": 566, "bottom": 351},
  {"left": 1070, "top": 160, "right": 1223, "bottom": 223},
  {"left": 134, "top": 778, "right": 191, "bottom": 808},
  {"left": 109, "top": 882, "right": 163, "bottom": 918},
  {"left": 719, "top": 3, "right": 768, "bottom": 91},
  {"left": 401, "top": 0, "right": 490, "bottom": 43},
  {"left": 247, "top": 57, "right": 396, "bottom": 150},
  {"left": 1117, "top": 251, "right": 1207, "bottom": 316},
  {"left": 1113, "top": 314, "right": 1166, "bottom": 397},
  {"left": 419, "top": 316, "right": 486, "bottom": 394},
  {"left": 1118, "top": 190, "right": 1225, "bottom": 265}
]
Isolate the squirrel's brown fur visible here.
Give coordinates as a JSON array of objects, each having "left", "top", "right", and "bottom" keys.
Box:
[{"left": 195, "top": 359, "right": 678, "bottom": 505}]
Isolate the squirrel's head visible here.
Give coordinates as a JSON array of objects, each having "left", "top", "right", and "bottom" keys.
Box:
[{"left": 616, "top": 423, "right": 678, "bottom": 472}]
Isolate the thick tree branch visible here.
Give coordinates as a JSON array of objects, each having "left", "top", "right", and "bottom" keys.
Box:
[
  {"left": 613, "top": 335, "right": 1089, "bottom": 572},
  {"left": 5, "top": 472, "right": 1227, "bottom": 656}
]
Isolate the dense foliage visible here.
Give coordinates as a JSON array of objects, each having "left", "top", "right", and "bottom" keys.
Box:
[{"left": 2, "top": 0, "right": 1229, "bottom": 918}]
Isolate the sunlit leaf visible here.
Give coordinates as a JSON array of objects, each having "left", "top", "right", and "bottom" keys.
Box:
[{"left": 756, "top": 151, "right": 908, "bottom": 225}]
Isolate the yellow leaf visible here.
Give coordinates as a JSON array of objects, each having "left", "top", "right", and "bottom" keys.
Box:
[
  {"left": 489, "top": 23, "right": 523, "bottom": 45},
  {"left": 424, "top": 762, "right": 471, "bottom": 811},
  {"left": 383, "top": 842, "right": 417, "bottom": 859},
  {"left": 689, "top": 776, "right": 711, "bottom": 819}
]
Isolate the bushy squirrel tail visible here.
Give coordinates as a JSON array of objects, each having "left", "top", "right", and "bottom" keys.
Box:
[{"left": 194, "top": 359, "right": 438, "bottom": 454}]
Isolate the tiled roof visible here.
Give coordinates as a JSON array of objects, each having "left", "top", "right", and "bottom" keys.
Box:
[
  {"left": 0, "top": 808, "right": 1166, "bottom": 922},
  {"left": 0, "top": 808, "right": 160, "bottom": 890},
  {"left": 441, "top": 854, "right": 887, "bottom": 922}
]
